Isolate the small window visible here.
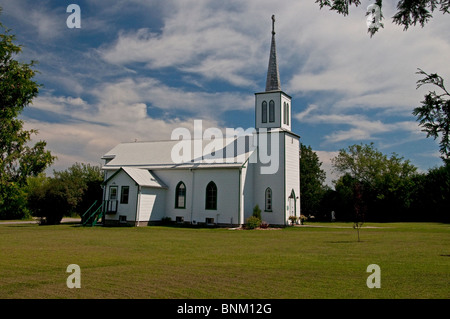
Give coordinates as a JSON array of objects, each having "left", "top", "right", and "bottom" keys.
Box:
[
  {"left": 120, "top": 186, "right": 129, "bottom": 204},
  {"left": 262, "top": 101, "right": 267, "bottom": 123},
  {"left": 283, "top": 102, "right": 287, "bottom": 124},
  {"left": 109, "top": 186, "right": 118, "bottom": 201},
  {"left": 175, "top": 182, "right": 186, "bottom": 209},
  {"left": 205, "top": 181, "right": 217, "bottom": 210},
  {"left": 176, "top": 216, "right": 184, "bottom": 223},
  {"left": 269, "top": 100, "right": 275, "bottom": 122},
  {"left": 205, "top": 217, "right": 214, "bottom": 225},
  {"left": 119, "top": 215, "right": 127, "bottom": 224},
  {"left": 287, "top": 103, "right": 290, "bottom": 125},
  {"left": 265, "top": 187, "right": 272, "bottom": 211}
]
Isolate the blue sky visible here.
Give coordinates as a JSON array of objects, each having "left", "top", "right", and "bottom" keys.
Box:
[{"left": 2, "top": 0, "right": 449, "bottom": 185}]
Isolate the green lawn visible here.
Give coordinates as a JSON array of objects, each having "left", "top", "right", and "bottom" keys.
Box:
[{"left": 0, "top": 222, "right": 448, "bottom": 299}]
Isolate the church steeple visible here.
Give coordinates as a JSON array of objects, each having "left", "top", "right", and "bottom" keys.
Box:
[
  {"left": 265, "top": 15, "right": 281, "bottom": 92},
  {"left": 255, "top": 15, "right": 291, "bottom": 132}
]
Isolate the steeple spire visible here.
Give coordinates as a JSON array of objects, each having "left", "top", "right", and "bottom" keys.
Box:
[{"left": 265, "top": 15, "right": 281, "bottom": 92}]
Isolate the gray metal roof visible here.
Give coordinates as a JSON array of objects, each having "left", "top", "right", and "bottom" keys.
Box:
[
  {"left": 122, "top": 167, "right": 167, "bottom": 188},
  {"left": 102, "top": 136, "right": 256, "bottom": 170}
]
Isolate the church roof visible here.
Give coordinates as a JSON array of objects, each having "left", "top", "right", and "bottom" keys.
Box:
[
  {"left": 102, "top": 166, "right": 167, "bottom": 188},
  {"left": 102, "top": 136, "right": 256, "bottom": 170},
  {"left": 265, "top": 15, "right": 281, "bottom": 92},
  {"left": 122, "top": 167, "right": 167, "bottom": 188}
]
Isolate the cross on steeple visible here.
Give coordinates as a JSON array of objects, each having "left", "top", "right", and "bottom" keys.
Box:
[{"left": 271, "top": 14, "right": 275, "bottom": 35}]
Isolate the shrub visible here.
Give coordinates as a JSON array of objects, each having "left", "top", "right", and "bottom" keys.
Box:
[
  {"left": 260, "top": 221, "right": 269, "bottom": 229},
  {"left": 246, "top": 216, "right": 261, "bottom": 229},
  {"left": 252, "top": 205, "right": 262, "bottom": 220}
]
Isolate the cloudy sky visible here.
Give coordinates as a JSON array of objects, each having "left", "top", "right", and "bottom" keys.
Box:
[{"left": 1, "top": 0, "right": 449, "bottom": 185}]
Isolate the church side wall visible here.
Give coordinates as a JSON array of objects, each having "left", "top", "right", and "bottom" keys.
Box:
[
  {"left": 103, "top": 170, "right": 139, "bottom": 223},
  {"left": 154, "top": 169, "right": 193, "bottom": 224},
  {"left": 285, "top": 134, "right": 300, "bottom": 218},
  {"left": 191, "top": 168, "right": 240, "bottom": 226},
  {"left": 252, "top": 132, "right": 286, "bottom": 226},
  {"left": 155, "top": 168, "right": 241, "bottom": 226}
]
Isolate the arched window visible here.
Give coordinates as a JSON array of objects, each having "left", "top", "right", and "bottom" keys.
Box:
[
  {"left": 262, "top": 101, "right": 267, "bottom": 123},
  {"left": 269, "top": 100, "right": 275, "bottom": 122},
  {"left": 205, "top": 181, "right": 217, "bottom": 210},
  {"left": 265, "top": 187, "right": 272, "bottom": 211},
  {"left": 286, "top": 103, "right": 290, "bottom": 125},
  {"left": 175, "top": 182, "right": 186, "bottom": 209}
]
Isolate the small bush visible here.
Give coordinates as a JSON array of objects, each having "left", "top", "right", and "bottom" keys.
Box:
[
  {"left": 260, "top": 221, "right": 269, "bottom": 229},
  {"left": 246, "top": 216, "right": 261, "bottom": 229},
  {"left": 252, "top": 205, "right": 261, "bottom": 220}
]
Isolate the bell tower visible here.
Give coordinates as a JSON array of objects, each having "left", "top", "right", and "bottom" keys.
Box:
[
  {"left": 255, "top": 15, "right": 292, "bottom": 132},
  {"left": 252, "top": 15, "right": 300, "bottom": 226}
]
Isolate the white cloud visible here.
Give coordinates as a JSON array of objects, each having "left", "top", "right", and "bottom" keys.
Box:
[
  {"left": 314, "top": 150, "right": 339, "bottom": 187},
  {"left": 1, "top": 0, "right": 64, "bottom": 40},
  {"left": 26, "top": 74, "right": 256, "bottom": 173},
  {"left": 8, "top": 0, "right": 449, "bottom": 176}
]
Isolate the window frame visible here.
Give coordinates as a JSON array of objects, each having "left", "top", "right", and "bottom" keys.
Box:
[
  {"left": 175, "top": 181, "right": 186, "bottom": 209},
  {"left": 205, "top": 181, "right": 217, "bottom": 210},
  {"left": 269, "top": 100, "right": 275, "bottom": 122},
  {"left": 120, "top": 186, "right": 129, "bottom": 204},
  {"left": 109, "top": 186, "right": 118, "bottom": 201},
  {"left": 262, "top": 101, "right": 267, "bottom": 123},
  {"left": 286, "top": 103, "right": 290, "bottom": 126},
  {"left": 265, "top": 187, "right": 272, "bottom": 212}
]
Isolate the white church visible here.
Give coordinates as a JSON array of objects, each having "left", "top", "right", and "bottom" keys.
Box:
[{"left": 100, "top": 16, "right": 301, "bottom": 227}]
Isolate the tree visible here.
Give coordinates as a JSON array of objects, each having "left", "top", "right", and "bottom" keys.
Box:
[
  {"left": 315, "top": 0, "right": 449, "bottom": 36},
  {"left": 410, "top": 164, "right": 450, "bottom": 222},
  {"left": 27, "top": 163, "right": 103, "bottom": 224},
  {"left": 300, "top": 144, "right": 328, "bottom": 219},
  {"left": 332, "top": 143, "right": 418, "bottom": 221},
  {"left": 0, "top": 12, "right": 55, "bottom": 219},
  {"left": 413, "top": 69, "right": 450, "bottom": 163}
]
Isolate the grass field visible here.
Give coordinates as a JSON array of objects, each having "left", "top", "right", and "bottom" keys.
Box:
[{"left": 0, "top": 222, "right": 448, "bottom": 299}]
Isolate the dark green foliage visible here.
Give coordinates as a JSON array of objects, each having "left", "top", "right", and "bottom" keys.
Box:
[
  {"left": 392, "top": 0, "right": 450, "bottom": 30},
  {"left": 316, "top": 0, "right": 449, "bottom": 36},
  {"left": 326, "top": 143, "right": 449, "bottom": 222},
  {"left": 409, "top": 163, "right": 450, "bottom": 222},
  {"left": 245, "top": 216, "right": 261, "bottom": 229},
  {"left": 0, "top": 13, "right": 55, "bottom": 219},
  {"left": 300, "top": 144, "right": 327, "bottom": 218},
  {"left": 331, "top": 143, "right": 418, "bottom": 221},
  {"left": 413, "top": 69, "right": 450, "bottom": 163},
  {"left": 27, "top": 163, "right": 103, "bottom": 225},
  {"left": 252, "top": 204, "right": 261, "bottom": 220}
]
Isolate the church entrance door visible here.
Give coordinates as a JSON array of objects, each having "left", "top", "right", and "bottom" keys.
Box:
[{"left": 288, "top": 190, "right": 296, "bottom": 217}]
